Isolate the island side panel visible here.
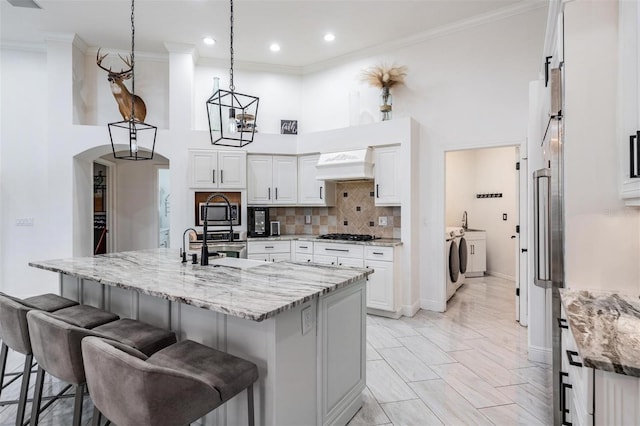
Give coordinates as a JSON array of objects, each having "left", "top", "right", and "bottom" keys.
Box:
[{"left": 318, "top": 279, "right": 366, "bottom": 426}]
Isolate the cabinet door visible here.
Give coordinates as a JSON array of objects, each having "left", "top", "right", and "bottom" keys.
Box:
[
  {"left": 471, "top": 240, "right": 487, "bottom": 272},
  {"left": 295, "top": 253, "right": 314, "bottom": 263},
  {"left": 298, "top": 155, "right": 335, "bottom": 206},
  {"left": 314, "top": 254, "right": 338, "bottom": 265},
  {"left": 595, "top": 369, "right": 640, "bottom": 426},
  {"left": 189, "top": 150, "right": 219, "bottom": 188},
  {"left": 337, "top": 257, "right": 364, "bottom": 268},
  {"left": 247, "top": 253, "right": 269, "bottom": 262},
  {"left": 374, "top": 146, "right": 401, "bottom": 206},
  {"left": 365, "top": 259, "right": 394, "bottom": 311},
  {"left": 269, "top": 252, "right": 291, "bottom": 262},
  {"left": 247, "top": 155, "right": 273, "bottom": 204},
  {"left": 272, "top": 156, "right": 298, "bottom": 205},
  {"left": 218, "top": 151, "right": 246, "bottom": 189}
]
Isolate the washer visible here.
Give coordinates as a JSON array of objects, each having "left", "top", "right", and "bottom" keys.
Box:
[{"left": 445, "top": 228, "right": 460, "bottom": 301}]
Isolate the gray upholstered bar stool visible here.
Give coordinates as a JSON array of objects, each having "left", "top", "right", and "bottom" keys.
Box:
[
  {"left": 27, "top": 310, "right": 177, "bottom": 426},
  {"left": 0, "top": 293, "right": 79, "bottom": 426},
  {"left": 82, "top": 336, "right": 259, "bottom": 426}
]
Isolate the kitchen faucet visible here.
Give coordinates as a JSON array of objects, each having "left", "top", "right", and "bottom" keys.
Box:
[
  {"left": 181, "top": 227, "right": 198, "bottom": 263},
  {"left": 462, "top": 211, "right": 468, "bottom": 230},
  {"left": 201, "top": 193, "right": 234, "bottom": 266}
]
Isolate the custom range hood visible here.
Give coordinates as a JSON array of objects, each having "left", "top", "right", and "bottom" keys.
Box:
[{"left": 315, "top": 148, "right": 374, "bottom": 181}]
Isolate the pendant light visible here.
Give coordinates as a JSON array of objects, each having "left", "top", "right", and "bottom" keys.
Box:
[
  {"left": 108, "top": 0, "right": 157, "bottom": 160},
  {"left": 206, "top": 0, "right": 259, "bottom": 148}
]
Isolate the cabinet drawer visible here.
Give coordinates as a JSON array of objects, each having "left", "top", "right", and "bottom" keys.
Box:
[
  {"left": 248, "top": 240, "right": 291, "bottom": 253},
  {"left": 314, "top": 242, "right": 364, "bottom": 259},
  {"left": 295, "top": 253, "right": 314, "bottom": 263},
  {"left": 295, "top": 241, "right": 314, "bottom": 254},
  {"left": 365, "top": 246, "right": 394, "bottom": 261}
]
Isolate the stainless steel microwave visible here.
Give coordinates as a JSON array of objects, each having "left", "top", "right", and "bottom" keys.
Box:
[{"left": 198, "top": 202, "right": 240, "bottom": 226}]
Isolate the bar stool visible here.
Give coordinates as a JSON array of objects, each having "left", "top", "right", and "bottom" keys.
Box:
[
  {"left": 0, "top": 293, "right": 79, "bottom": 426},
  {"left": 81, "top": 336, "right": 259, "bottom": 426},
  {"left": 27, "top": 310, "right": 177, "bottom": 426}
]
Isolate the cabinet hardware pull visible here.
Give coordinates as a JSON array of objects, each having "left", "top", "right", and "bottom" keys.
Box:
[
  {"left": 376, "top": 184, "right": 379, "bottom": 198},
  {"left": 557, "top": 318, "right": 568, "bottom": 330},
  {"left": 566, "top": 350, "right": 583, "bottom": 368},
  {"left": 561, "top": 382, "right": 573, "bottom": 425},
  {"left": 268, "top": 187, "right": 271, "bottom": 200},
  {"left": 221, "top": 170, "right": 224, "bottom": 183},
  {"left": 307, "top": 259, "right": 311, "bottom": 262},
  {"left": 300, "top": 246, "right": 308, "bottom": 249},
  {"left": 326, "top": 248, "right": 349, "bottom": 252},
  {"left": 331, "top": 262, "right": 335, "bottom": 265},
  {"left": 320, "top": 186, "right": 323, "bottom": 199},
  {"left": 559, "top": 371, "right": 568, "bottom": 414},
  {"left": 275, "top": 188, "right": 278, "bottom": 200},
  {"left": 372, "top": 252, "right": 384, "bottom": 255},
  {"left": 631, "top": 132, "right": 639, "bottom": 178},
  {"left": 265, "top": 246, "right": 274, "bottom": 249},
  {"left": 212, "top": 169, "right": 216, "bottom": 183}
]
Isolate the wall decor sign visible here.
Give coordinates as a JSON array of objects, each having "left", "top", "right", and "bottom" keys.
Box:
[{"left": 281, "top": 120, "right": 298, "bottom": 135}]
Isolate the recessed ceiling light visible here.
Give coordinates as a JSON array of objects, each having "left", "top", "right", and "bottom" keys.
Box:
[
  {"left": 324, "top": 33, "right": 335, "bottom": 42},
  {"left": 270, "top": 43, "right": 281, "bottom": 52},
  {"left": 203, "top": 37, "right": 216, "bottom": 46}
]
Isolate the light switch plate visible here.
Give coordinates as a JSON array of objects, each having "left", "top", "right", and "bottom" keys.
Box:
[
  {"left": 378, "top": 216, "right": 387, "bottom": 226},
  {"left": 305, "top": 215, "right": 311, "bottom": 224},
  {"left": 301, "top": 305, "right": 313, "bottom": 335}
]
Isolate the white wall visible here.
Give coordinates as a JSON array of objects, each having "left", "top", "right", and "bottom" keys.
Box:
[
  {"left": 563, "top": 0, "right": 640, "bottom": 293},
  {"left": 446, "top": 146, "right": 518, "bottom": 279}
]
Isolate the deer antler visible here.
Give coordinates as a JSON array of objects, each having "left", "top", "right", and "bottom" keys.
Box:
[
  {"left": 96, "top": 49, "right": 133, "bottom": 76},
  {"left": 96, "top": 48, "right": 113, "bottom": 73}
]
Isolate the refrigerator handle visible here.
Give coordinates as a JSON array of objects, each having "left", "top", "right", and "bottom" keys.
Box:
[{"left": 533, "top": 168, "right": 552, "bottom": 289}]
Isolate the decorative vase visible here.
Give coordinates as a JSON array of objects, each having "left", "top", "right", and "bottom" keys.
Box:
[{"left": 380, "top": 87, "right": 392, "bottom": 121}]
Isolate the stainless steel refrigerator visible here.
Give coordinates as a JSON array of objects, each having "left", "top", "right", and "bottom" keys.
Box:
[{"left": 533, "top": 66, "right": 564, "bottom": 425}]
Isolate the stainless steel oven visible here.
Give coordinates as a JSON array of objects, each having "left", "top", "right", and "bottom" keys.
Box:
[{"left": 198, "top": 202, "right": 240, "bottom": 226}]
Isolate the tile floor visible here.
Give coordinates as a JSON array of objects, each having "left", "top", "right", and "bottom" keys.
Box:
[
  {"left": 0, "top": 275, "right": 552, "bottom": 425},
  {"left": 348, "top": 275, "right": 553, "bottom": 426}
]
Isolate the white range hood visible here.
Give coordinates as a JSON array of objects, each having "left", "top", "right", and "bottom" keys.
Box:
[{"left": 315, "top": 148, "right": 374, "bottom": 181}]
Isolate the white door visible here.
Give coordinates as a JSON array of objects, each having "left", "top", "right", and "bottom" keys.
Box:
[
  {"left": 365, "top": 259, "right": 394, "bottom": 311},
  {"left": 272, "top": 156, "right": 297, "bottom": 205},
  {"left": 218, "top": 151, "right": 246, "bottom": 189},
  {"left": 247, "top": 155, "right": 273, "bottom": 204},
  {"left": 518, "top": 149, "right": 529, "bottom": 326},
  {"left": 374, "top": 146, "right": 401, "bottom": 206},
  {"left": 298, "top": 154, "right": 323, "bottom": 204},
  {"left": 190, "top": 150, "right": 218, "bottom": 188}
]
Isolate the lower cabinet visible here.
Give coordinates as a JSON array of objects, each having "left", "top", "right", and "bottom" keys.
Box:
[
  {"left": 560, "top": 306, "right": 640, "bottom": 425},
  {"left": 247, "top": 240, "right": 291, "bottom": 262},
  {"left": 364, "top": 246, "right": 400, "bottom": 318},
  {"left": 464, "top": 231, "right": 486, "bottom": 277}
]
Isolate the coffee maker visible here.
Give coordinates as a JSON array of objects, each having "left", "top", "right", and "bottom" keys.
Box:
[{"left": 248, "top": 207, "right": 270, "bottom": 237}]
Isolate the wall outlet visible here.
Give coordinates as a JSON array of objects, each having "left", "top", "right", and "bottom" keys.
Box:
[
  {"left": 378, "top": 216, "right": 387, "bottom": 226},
  {"left": 301, "top": 305, "right": 313, "bottom": 335},
  {"left": 16, "top": 217, "right": 34, "bottom": 227},
  {"left": 503, "top": 213, "right": 508, "bottom": 221},
  {"left": 305, "top": 215, "right": 311, "bottom": 224}
]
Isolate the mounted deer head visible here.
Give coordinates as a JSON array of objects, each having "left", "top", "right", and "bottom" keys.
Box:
[{"left": 96, "top": 48, "right": 147, "bottom": 122}]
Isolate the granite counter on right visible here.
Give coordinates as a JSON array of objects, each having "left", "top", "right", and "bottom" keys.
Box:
[{"left": 559, "top": 288, "right": 640, "bottom": 425}]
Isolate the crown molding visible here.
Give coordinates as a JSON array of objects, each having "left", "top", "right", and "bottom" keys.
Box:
[
  {"left": 303, "top": 1, "right": 547, "bottom": 74},
  {"left": 72, "top": 34, "right": 88, "bottom": 54},
  {"left": 0, "top": 40, "right": 46, "bottom": 53},
  {"left": 85, "top": 46, "right": 168, "bottom": 63},
  {"left": 196, "top": 56, "right": 303, "bottom": 76}
]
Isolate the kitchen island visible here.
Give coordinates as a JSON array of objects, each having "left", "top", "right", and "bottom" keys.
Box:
[{"left": 29, "top": 248, "right": 373, "bottom": 426}]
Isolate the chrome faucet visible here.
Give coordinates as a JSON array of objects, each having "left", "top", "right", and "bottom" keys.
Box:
[
  {"left": 462, "top": 211, "right": 468, "bottom": 230},
  {"left": 181, "top": 228, "right": 197, "bottom": 263},
  {"left": 201, "top": 193, "right": 234, "bottom": 266}
]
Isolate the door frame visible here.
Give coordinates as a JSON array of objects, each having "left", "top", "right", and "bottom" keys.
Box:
[
  {"left": 154, "top": 164, "right": 170, "bottom": 248},
  {"left": 94, "top": 158, "right": 117, "bottom": 253}
]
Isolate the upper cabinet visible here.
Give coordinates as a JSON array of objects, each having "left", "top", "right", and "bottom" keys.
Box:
[
  {"left": 248, "top": 155, "right": 298, "bottom": 205},
  {"left": 373, "top": 145, "right": 401, "bottom": 206},
  {"left": 188, "top": 149, "right": 246, "bottom": 189},
  {"left": 619, "top": 0, "right": 640, "bottom": 205},
  {"left": 298, "top": 154, "right": 336, "bottom": 206}
]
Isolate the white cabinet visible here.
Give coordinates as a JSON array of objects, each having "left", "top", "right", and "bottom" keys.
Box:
[
  {"left": 373, "top": 145, "right": 401, "bottom": 206},
  {"left": 364, "top": 246, "right": 400, "bottom": 317},
  {"left": 619, "top": 0, "right": 640, "bottom": 205},
  {"left": 298, "top": 154, "right": 336, "bottom": 206},
  {"left": 247, "top": 155, "right": 297, "bottom": 205},
  {"left": 294, "top": 241, "right": 314, "bottom": 263},
  {"left": 464, "top": 231, "right": 486, "bottom": 277},
  {"left": 313, "top": 242, "right": 364, "bottom": 267},
  {"left": 188, "top": 149, "right": 246, "bottom": 189},
  {"left": 560, "top": 306, "right": 640, "bottom": 426},
  {"left": 247, "top": 240, "right": 291, "bottom": 262}
]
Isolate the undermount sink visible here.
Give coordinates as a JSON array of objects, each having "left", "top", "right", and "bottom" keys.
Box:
[{"left": 207, "top": 242, "right": 247, "bottom": 259}]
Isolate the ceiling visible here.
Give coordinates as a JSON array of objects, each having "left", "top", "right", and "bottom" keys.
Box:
[{"left": 1, "top": 0, "right": 543, "bottom": 68}]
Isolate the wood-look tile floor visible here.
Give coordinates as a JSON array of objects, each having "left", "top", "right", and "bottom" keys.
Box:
[
  {"left": 348, "top": 275, "right": 552, "bottom": 426},
  {"left": 0, "top": 276, "right": 552, "bottom": 425}
]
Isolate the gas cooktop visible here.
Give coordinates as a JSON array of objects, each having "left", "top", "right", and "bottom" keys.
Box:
[{"left": 317, "top": 233, "right": 374, "bottom": 241}]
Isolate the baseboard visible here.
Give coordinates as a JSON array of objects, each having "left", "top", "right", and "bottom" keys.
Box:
[
  {"left": 528, "top": 344, "right": 552, "bottom": 364},
  {"left": 419, "top": 298, "right": 445, "bottom": 313},
  {"left": 402, "top": 300, "right": 420, "bottom": 317},
  {"left": 487, "top": 271, "right": 516, "bottom": 281}
]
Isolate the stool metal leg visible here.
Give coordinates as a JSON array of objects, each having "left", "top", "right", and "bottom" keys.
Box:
[
  {"left": 15, "top": 354, "right": 32, "bottom": 426},
  {"left": 29, "top": 366, "right": 46, "bottom": 426},
  {"left": 72, "top": 384, "right": 85, "bottom": 426},
  {"left": 91, "top": 406, "right": 102, "bottom": 426},
  {"left": 0, "top": 343, "right": 8, "bottom": 399},
  {"left": 247, "top": 384, "right": 254, "bottom": 426}
]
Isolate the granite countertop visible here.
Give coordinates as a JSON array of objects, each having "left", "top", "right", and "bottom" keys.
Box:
[
  {"left": 560, "top": 288, "right": 640, "bottom": 377},
  {"left": 29, "top": 248, "right": 373, "bottom": 323},
  {"left": 247, "top": 235, "right": 403, "bottom": 247}
]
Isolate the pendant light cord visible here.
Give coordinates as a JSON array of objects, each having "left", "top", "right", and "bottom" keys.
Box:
[
  {"left": 229, "top": 0, "right": 235, "bottom": 92},
  {"left": 130, "top": 0, "right": 136, "bottom": 121}
]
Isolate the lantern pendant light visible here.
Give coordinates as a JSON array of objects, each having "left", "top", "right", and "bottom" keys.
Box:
[
  {"left": 206, "top": 0, "right": 259, "bottom": 148},
  {"left": 108, "top": 0, "right": 157, "bottom": 160}
]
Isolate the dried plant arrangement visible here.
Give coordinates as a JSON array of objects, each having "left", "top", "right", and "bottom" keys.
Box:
[{"left": 360, "top": 64, "right": 408, "bottom": 89}]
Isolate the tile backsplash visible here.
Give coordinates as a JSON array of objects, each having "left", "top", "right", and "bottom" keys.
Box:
[{"left": 269, "top": 181, "right": 401, "bottom": 238}]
